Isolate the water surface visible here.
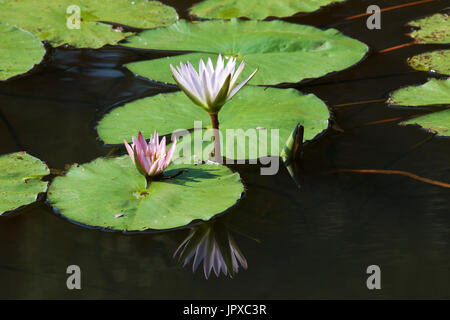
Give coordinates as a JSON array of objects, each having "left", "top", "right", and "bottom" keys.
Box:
[{"left": 0, "top": 0, "right": 449, "bottom": 299}]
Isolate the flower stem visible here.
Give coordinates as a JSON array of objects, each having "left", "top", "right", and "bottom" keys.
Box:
[
  {"left": 324, "top": 169, "right": 450, "bottom": 189},
  {"left": 209, "top": 113, "right": 221, "bottom": 162},
  {"left": 145, "top": 176, "right": 152, "bottom": 189}
]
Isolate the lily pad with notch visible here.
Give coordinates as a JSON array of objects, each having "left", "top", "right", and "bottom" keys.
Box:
[
  {"left": 97, "top": 86, "right": 330, "bottom": 160},
  {"left": 0, "top": 152, "right": 50, "bottom": 215},
  {"left": 123, "top": 19, "right": 368, "bottom": 85},
  {"left": 0, "top": 24, "right": 46, "bottom": 81},
  {"left": 401, "top": 108, "right": 450, "bottom": 137},
  {"left": 0, "top": 0, "right": 178, "bottom": 48},
  {"left": 407, "top": 50, "right": 450, "bottom": 75},
  {"left": 388, "top": 78, "right": 450, "bottom": 137},
  {"left": 407, "top": 13, "right": 450, "bottom": 44},
  {"left": 388, "top": 78, "right": 450, "bottom": 107}
]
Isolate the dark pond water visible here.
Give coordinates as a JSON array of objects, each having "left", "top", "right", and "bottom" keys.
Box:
[{"left": 1, "top": 0, "right": 449, "bottom": 299}]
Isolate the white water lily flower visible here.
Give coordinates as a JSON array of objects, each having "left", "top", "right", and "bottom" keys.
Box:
[{"left": 170, "top": 54, "right": 258, "bottom": 113}]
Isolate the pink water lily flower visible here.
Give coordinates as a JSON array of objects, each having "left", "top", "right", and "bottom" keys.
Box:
[{"left": 124, "top": 131, "right": 176, "bottom": 178}]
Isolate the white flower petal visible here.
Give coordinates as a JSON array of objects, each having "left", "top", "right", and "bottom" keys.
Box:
[
  {"left": 202, "top": 69, "right": 214, "bottom": 106},
  {"left": 228, "top": 68, "right": 258, "bottom": 100},
  {"left": 230, "top": 60, "right": 245, "bottom": 90},
  {"left": 172, "top": 55, "right": 256, "bottom": 112},
  {"left": 186, "top": 62, "right": 207, "bottom": 103},
  {"left": 199, "top": 59, "right": 206, "bottom": 75},
  {"left": 206, "top": 57, "right": 214, "bottom": 75},
  {"left": 171, "top": 63, "right": 207, "bottom": 105},
  {"left": 216, "top": 54, "right": 224, "bottom": 74}
]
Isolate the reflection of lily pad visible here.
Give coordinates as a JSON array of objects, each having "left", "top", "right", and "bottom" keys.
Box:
[
  {"left": 189, "top": 0, "right": 345, "bottom": 20},
  {"left": 407, "top": 13, "right": 450, "bottom": 44},
  {"left": 123, "top": 19, "right": 368, "bottom": 85},
  {"left": 388, "top": 78, "right": 450, "bottom": 107},
  {"left": 0, "top": 24, "right": 46, "bottom": 81},
  {"left": 0, "top": 152, "right": 50, "bottom": 215},
  {"left": 401, "top": 109, "right": 450, "bottom": 137},
  {"left": 0, "top": 0, "right": 178, "bottom": 48},
  {"left": 48, "top": 156, "right": 244, "bottom": 231},
  {"left": 407, "top": 50, "right": 450, "bottom": 75},
  {"left": 97, "top": 86, "right": 330, "bottom": 159}
]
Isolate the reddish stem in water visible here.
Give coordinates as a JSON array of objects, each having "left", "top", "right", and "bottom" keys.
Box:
[
  {"left": 209, "top": 113, "right": 221, "bottom": 162},
  {"left": 333, "top": 99, "right": 386, "bottom": 108},
  {"left": 325, "top": 169, "right": 450, "bottom": 189},
  {"left": 379, "top": 41, "right": 417, "bottom": 54},
  {"left": 343, "top": 0, "right": 438, "bottom": 20}
]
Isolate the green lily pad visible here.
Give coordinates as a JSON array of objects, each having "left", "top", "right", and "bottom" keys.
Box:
[
  {"left": 97, "top": 86, "right": 330, "bottom": 159},
  {"left": 123, "top": 19, "right": 368, "bottom": 85},
  {"left": 0, "top": 24, "right": 46, "bottom": 81},
  {"left": 189, "top": 0, "right": 345, "bottom": 20},
  {"left": 407, "top": 50, "right": 450, "bottom": 75},
  {"left": 0, "top": 152, "right": 50, "bottom": 215},
  {"left": 390, "top": 78, "right": 450, "bottom": 137},
  {"left": 401, "top": 109, "right": 450, "bottom": 137},
  {"left": 407, "top": 13, "right": 450, "bottom": 44},
  {"left": 0, "top": 0, "right": 178, "bottom": 48},
  {"left": 47, "top": 156, "right": 244, "bottom": 231},
  {"left": 98, "top": 91, "right": 210, "bottom": 142},
  {"left": 388, "top": 78, "right": 450, "bottom": 107}
]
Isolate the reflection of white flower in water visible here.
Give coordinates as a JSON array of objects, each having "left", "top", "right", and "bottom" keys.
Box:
[{"left": 173, "top": 221, "right": 248, "bottom": 279}]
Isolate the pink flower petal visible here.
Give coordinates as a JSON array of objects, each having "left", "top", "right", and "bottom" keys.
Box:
[
  {"left": 124, "top": 139, "right": 135, "bottom": 164},
  {"left": 137, "top": 132, "right": 147, "bottom": 151}
]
